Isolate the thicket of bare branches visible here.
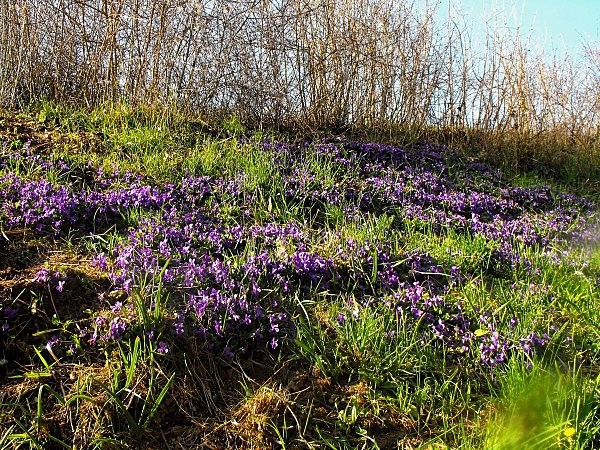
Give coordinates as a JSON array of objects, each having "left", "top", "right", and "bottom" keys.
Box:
[{"left": 1, "top": 0, "right": 598, "bottom": 137}]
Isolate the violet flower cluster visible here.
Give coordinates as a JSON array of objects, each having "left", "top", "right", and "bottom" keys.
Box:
[{"left": 0, "top": 138, "right": 596, "bottom": 366}]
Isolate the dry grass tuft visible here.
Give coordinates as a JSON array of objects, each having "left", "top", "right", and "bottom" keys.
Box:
[{"left": 231, "top": 384, "right": 291, "bottom": 447}]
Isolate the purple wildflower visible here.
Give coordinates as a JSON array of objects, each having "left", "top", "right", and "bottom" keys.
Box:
[
  {"left": 46, "top": 335, "right": 60, "bottom": 350},
  {"left": 157, "top": 341, "right": 169, "bottom": 354}
]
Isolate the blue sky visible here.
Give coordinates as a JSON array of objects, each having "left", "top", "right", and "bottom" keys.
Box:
[{"left": 444, "top": 0, "right": 599, "bottom": 57}]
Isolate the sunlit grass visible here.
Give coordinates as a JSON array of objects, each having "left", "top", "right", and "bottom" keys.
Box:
[{"left": 0, "top": 107, "right": 598, "bottom": 449}]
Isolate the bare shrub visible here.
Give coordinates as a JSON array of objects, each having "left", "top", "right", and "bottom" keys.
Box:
[{"left": 0, "top": 0, "right": 597, "bottom": 144}]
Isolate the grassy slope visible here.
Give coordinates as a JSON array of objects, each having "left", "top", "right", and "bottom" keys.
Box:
[{"left": 0, "top": 104, "right": 599, "bottom": 449}]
